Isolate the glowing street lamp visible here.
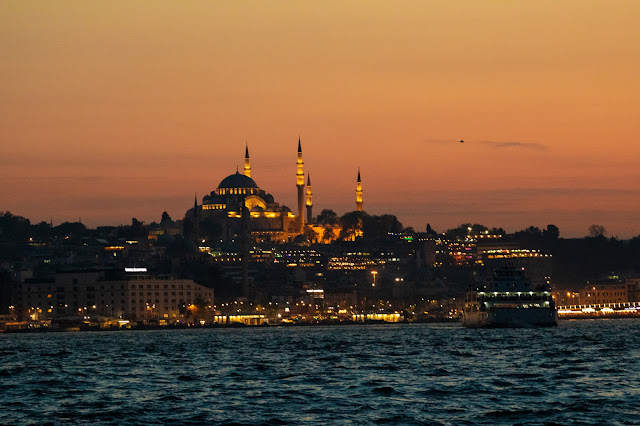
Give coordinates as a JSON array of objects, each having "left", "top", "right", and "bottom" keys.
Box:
[{"left": 371, "top": 270, "right": 378, "bottom": 287}]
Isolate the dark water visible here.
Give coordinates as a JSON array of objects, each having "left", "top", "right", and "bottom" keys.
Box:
[{"left": 2, "top": 320, "right": 640, "bottom": 425}]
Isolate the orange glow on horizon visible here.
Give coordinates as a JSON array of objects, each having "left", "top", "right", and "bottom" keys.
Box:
[{"left": 1, "top": 1, "right": 639, "bottom": 237}]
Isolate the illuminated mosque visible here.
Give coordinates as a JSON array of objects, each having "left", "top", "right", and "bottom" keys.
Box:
[{"left": 185, "top": 139, "right": 362, "bottom": 243}]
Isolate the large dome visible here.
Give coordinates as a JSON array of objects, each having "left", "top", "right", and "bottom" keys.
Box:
[{"left": 218, "top": 171, "right": 258, "bottom": 189}]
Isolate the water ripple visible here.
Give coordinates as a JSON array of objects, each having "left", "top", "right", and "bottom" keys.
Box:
[{"left": 1, "top": 320, "right": 640, "bottom": 423}]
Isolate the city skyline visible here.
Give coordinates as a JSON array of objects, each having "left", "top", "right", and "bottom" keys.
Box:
[{"left": 1, "top": 2, "right": 639, "bottom": 237}]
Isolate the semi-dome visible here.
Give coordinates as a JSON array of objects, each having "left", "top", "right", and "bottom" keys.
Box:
[{"left": 218, "top": 171, "right": 258, "bottom": 189}]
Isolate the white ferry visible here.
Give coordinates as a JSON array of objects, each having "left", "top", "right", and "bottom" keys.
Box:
[{"left": 462, "top": 267, "right": 558, "bottom": 328}]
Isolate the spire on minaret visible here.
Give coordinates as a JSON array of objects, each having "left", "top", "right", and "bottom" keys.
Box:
[
  {"left": 244, "top": 142, "right": 251, "bottom": 178},
  {"left": 296, "top": 137, "right": 305, "bottom": 232},
  {"left": 356, "top": 167, "right": 363, "bottom": 212},
  {"left": 306, "top": 172, "right": 313, "bottom": 224}
]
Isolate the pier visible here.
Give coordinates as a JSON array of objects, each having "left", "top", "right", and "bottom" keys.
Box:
[{"left": 557, "top": 302, "right": 640, "bottom": 318}]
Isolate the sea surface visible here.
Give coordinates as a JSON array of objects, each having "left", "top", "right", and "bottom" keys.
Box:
[{"left": 1, "top": 320, "right": 640, "bottom": 425}]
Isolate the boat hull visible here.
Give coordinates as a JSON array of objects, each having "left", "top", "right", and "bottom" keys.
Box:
[{"left": 462, "top": 308, "right": 558, "bottom": 328}]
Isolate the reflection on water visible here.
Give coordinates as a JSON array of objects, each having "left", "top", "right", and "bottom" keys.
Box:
[{"left": 2, "top": 320, "right": 639, "bottom": 424}]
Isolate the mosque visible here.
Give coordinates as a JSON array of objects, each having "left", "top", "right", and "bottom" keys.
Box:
[{"left": 185, "top": 139, "right": 363, "bottom": 243}]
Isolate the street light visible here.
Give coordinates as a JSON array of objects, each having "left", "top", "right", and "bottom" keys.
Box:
[{"left": 371, "top": 270, "right": 378, "bottom": 287}]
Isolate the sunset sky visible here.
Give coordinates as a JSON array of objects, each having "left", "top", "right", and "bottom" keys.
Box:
[{"left": 1, "top": 1, "right": 639, "bottom": 238}]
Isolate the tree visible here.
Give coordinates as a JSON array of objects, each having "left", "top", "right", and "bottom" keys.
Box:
[
  {"left": 362, "top": 214, "right": 403, "bottom": 241},
  {"left": 321, "top": 226, "right": 337, "bottom": 243},
  {"left": 30, "top": 221, "right": 52, "bottom": 241},
  {"left": 339, "top": 211, "right": 366, "bottom": 240},
  {"left": 588, "top": 224, "right": 607, "bottom": 238},
  {"left": 0, "top": 211, "right": 30, "bottom": 241},
  {"left": 191, "top": 296, "right": 210, "bottom": 323},
  {"left": 489, "top": 227, "right": 506, "bottom": 236},
  {"left": 304, "top": 226, "right": 319, "bottom": 243},
  {"left": 54, "top": 221, "right": 88, "bottom": 239},
  {"left": 544, "top": 224, "right": 560, "bottom": 239},
  {"left": 522, "top": 226, "right": 543, "bottom": 237},
  {"left": 316, "top": 209, "right": 339, "bottom": 226},
  {"left": 445, "top": 224, "right": 488, "bottom": 240},
  {"left": 514, "top": 225, "right": 544, "bottom": 249}
]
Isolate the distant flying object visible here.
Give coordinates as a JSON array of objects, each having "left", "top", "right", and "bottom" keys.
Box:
[{"left": 459, "top": 139, "right": 464, "bottom": 143}]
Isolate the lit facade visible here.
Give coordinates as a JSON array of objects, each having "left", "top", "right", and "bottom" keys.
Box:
[
  {"left": 579, "top": 284, "right": 628, "bottom": 305},
  {"left": 355, "top": 168, "right": 363, "bottom": 212},
  {"left": 188, "top": 145, "right": 298, "bottom": 243},
  {"left": 306, "top": 173, "right": 313, "bottom": 224},
  {"left": 186, "top": 141, "right": 364, "bottom": 243},
  {"left": 16, "top": 271, "right": 214, "bottom": 323}
]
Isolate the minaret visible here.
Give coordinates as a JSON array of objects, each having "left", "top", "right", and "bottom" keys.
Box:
[
  {"left": 244, "top": 143, "right": 251, "bottom": 178},
  {"left": 356, "top": 168, "right": 363, "bottom": 212},
  {"left": 306, "top": 172, "right": 313, "bottom": 224},
  {"left": 296, "top": 137, "right": 305, "bottom": 232},
  {"left": 240, "top": 194, "right": 251, "bottom": 298}
]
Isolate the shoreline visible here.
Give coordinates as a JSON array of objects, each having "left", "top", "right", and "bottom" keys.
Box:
[{"left": 4, "top": 315, "right": 640, "bottom": 334}]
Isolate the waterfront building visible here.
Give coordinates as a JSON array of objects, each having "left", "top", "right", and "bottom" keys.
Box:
[
  {"left": 323, "top": 291, "right": 358, "bottom": 311},
  {"left": 213, "top": 313, "right": 268, "bottom": 325},
  {"left": 625, "top": 278, "right": 640, "bottom": 302},
  {"left": 16, "top": 270, "right": 213, "bottom": 324},
  {"left": 353, "top": 311, "right": 402, "bottom": 322},
  {"left": 579, "top": 283, "right": 629, "bottom": 305}
]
